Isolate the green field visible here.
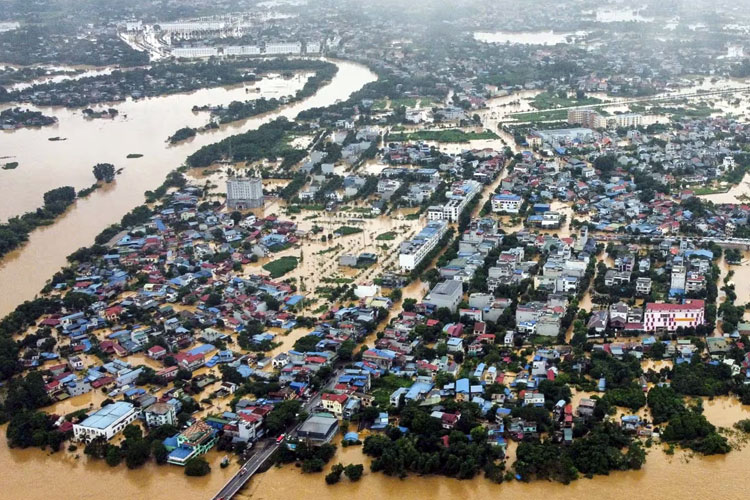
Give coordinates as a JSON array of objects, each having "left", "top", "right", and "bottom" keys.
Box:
[
  {"left": 691, "top": 185, "right": 730, "bottom": 196},
  {"left": 334, "top": 226, "right": 363, "bottom": 236},
  {"left": 388, "top": 129, "right": 498, "bottom": 143},
  {"left": 531, "top": 91, "right": 603, "bottom": 110},
  {"left": 376, "top": 231, "right": 397, "bottom": 241},
  {"left": 649, "top": 104, "right": 719, "bottom": 119},
  {"left": 512, "top": 109, "right": 568, "bottom": 122},
  {"left": 262, "top": 256, "right": 298, "bottom": 278}
]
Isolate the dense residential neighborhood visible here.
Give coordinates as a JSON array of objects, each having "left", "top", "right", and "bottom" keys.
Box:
[{"left": 5, "top": 114, "right": 750, "bottom": 487}]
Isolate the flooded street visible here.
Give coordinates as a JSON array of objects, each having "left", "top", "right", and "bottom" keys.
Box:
[
  {"left": 0, "top": 59, "right": 377, "bottom": 317},
  {"left": 698, "top": 173, "right": 750, "bottom": 204},
  {"left": 716, "top": 252, "right": 750, "bottom": 312}
]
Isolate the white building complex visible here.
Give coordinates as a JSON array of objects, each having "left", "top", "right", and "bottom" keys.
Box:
[
  {"left": 426, "top": 180, "right": 481, "bottom": 222},
  {"left": 158, "top": 22, "right": 227, "bottom": 34},
  {"left": 170, "top": 41, "right": 316, "bottom": 59},
  {"left": 567, "top": 108, "right": 642, "bottom": 129},
  {"left": 399, "top": 220, "right": 448, "bottom": 271},
  {"left": 73, "top": 402, "right": 140, "bottom": 442},
  {"left": 227, "top": 177, "right": 264, "bottom": 210}
]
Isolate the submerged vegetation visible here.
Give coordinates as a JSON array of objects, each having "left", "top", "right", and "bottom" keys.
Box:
[{"left": 0, "top": 186, "right": 77, "bottom": 258}]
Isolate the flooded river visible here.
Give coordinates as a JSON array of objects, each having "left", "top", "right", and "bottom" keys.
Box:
[
  {"left": 5, "top": 65, "right": 118, "bottom": 92},
  {"left": 0, "top": 59, "right": 377, "bottom": 317}
]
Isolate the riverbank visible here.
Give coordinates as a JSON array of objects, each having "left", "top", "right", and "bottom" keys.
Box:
[{"left": 0, "top": 58, "right": 377, "bottom": 318}]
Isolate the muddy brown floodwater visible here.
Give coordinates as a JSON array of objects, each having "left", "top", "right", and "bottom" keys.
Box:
[
  {"left": 0, "top": 432, "right": 239, "bottom": 500},
  {"left": 238, "top": 397, "right": 750, "bottom": 500},
  {"left": 0, "top": 59, "right": 377, "bottom": 318}
]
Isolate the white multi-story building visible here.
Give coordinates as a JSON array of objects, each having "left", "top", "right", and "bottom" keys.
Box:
[
  {"left": 636, "top": 277, "right": 652, "bottom": 295},
  {"left": 73, "top": 402, "right": 139, "bottom": 442},
  {"left": 237, "top": 413, "right": 263, "bottom": 442},
  {"left": 306, "top": 41, "right": 322, "bottom": 54},
  {"left": 143, "top": 402, "right": 177, "bottom": 428},
  {"left": 171, "top": 47, "right": 218, "bottom": 58},
  {"left": 685, "top": 272, "right": 706, "bottom": 293},
  {"left": 265, "top": 42, "right": 302, "bottom": 55},
  {"left": 426, "top": 180, "right": 481, "bottom": 222},
  {"left": 568, "top": 108, "right": 642, "bottom": 129},
  {"left": 491, "top": 193, "right": 522, "bottom": 213},
  {"left": 227, "top": 177, "right": 264, "bottom": 209},
  {"left": 321, "top": 393, "right": 349, "bottom": 417},
  {"left": 541, "top": 211, "right": 561, "bottom": 228},
  {"left": 608, "top": 113, "right": 642, "bottom": 128},
  {"left": 223, "top": 45, "right": 261, "bottom": 56},
  {"left": 399, "top": 220, "right": 448, "bottom": 271},
  {"left": 670, "top": 265, "right": 686, "bottom": 293},
  {"left": 643, "top": 299, "right": 705, "bottom": 332},
  {"left": 722, "top": 156, "right": 736, "bottom": 172},
  {"left": 377, "top": 179, "right": 401, "bottom": 194}
]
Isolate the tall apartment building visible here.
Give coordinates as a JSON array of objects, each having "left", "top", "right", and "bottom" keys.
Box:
[
  {"left": 643, "top": 299, "right": 705, "bottom": 332},
  {"left": 567, "top": 108, "right": 600, "bottom": 128},
  {"left": 227, "top": 177, "right": 264, "bottom": 210},
  {"left": 399, "top": 220, "right": 448, "bottom": 271},
  {"left": 670, "top": 265, "right": 686, "bottom": 294},
  {"left": 568, "top": 108, "right": 642, "bottom": 129}
]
